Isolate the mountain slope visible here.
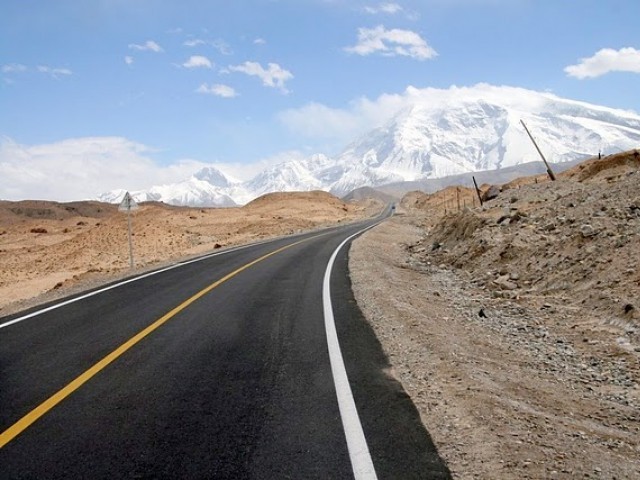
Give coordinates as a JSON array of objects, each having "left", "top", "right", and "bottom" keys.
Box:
[
  {"left": 99, "top": 84, "right": 640, "bottom": 206},
  {"left": 325, "top": 85, "right": 640, "bottom": 195}
]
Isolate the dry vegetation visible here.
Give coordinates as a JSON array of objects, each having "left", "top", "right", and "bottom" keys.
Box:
[
  {"left": 350, "top": 150, "right": 640, "bottom": 479},
  {"left": 0, "top": 191, "right": 379, "bottom": 316}
]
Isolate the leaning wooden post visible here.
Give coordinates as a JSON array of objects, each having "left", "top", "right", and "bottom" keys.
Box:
[
  {"left": 472, "top": 176, "right": 483, "bottom": 206},
  {"left": 520, "top": 119, "right": 556, "bottom": 181}
]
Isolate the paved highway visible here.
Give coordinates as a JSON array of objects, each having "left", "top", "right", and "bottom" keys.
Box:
[{"left": 0, "top": 215, "right": 450, "bottom": 479}]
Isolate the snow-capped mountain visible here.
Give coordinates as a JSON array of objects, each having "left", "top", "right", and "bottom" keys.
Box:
[
  {"left": 245, "top": 154, "right": 332, "bottom": 197},
  {"left": 99, "top": 84, "right": 640, "bottom": 206},
  {"left": 325, "top": 84, "right": 640, "bottom": 195},
  {"left": 99, "top": 166, "right": 241, "bottom": 207}
]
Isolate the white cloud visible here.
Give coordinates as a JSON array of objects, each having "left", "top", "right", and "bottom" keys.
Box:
[
  {"left": 128, "top": 40, "right": 163, "bottom": 52},
  {"left": 254, "top": 38, "right": 266, "bottom": 45},
  {"left": 344, "top": 25, "right": 437, "bottom": 60},
  {"left": 211, "top": 39, "right": 233, "bottom": 56},
  {"left": 37, "top": 65, "right": 73, "bottom": 78},
  {"left": 2, "top": 63, "right": 27, "bottom": 73},
  {"left": 183, "top": 38, "right": 206, "bottom": 47},
  {"left": 124, "top": 56, "right": 134, "bottom": 65},
  {"left": 0, "top": 136, "right": 300, "bottom": 200},
  {"left": 228, "top": 61, "right": 293, "bottom": 93},
  {"left": 183, "top": 38, "right": 232, "bottom": 54},
  {"left": 565, "top": 47, "right": 640, "bottom": 79},
  {"left": 183, "top": 55, "right": 213, "bottom": 69},
  {"left": 0, "top": 136, "right": 214, "bottom": 201},
  {"left": 364, "top": 2, "right": 403, "bottom": 14},
  {"left": 196, "top": 83, "right": 238, "bottom": 98},
  {"left": 213, "top": 150, "right": 307, "bottom": 181},
  {"left": 278, "top": 85, "right": 456, "bottom": 144}
]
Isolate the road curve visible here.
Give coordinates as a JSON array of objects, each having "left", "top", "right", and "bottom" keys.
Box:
[{"left": 0, "top": 216, "right": 451, "bottom": 479}]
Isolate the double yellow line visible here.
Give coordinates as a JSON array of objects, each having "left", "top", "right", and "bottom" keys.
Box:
[{"left": 0, "top": 238, "right": 306, "bottom": 449}]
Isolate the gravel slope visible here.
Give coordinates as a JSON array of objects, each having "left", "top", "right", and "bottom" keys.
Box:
[{"left": 349, "top": 152, "right": 640, "bottom": 479}]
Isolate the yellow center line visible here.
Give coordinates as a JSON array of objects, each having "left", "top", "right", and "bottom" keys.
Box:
[{"left": 0, "top": 237, "right": 309, "bottom": 449}]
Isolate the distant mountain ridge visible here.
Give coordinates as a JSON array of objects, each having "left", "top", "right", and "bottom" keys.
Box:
[{"left": 99, "top": 84, "right": 640, "bottom": 206}]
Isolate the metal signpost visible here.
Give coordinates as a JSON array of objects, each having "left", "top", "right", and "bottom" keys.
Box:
[{"left": 118, "top": 191, "right": 139, "bottom": 269}]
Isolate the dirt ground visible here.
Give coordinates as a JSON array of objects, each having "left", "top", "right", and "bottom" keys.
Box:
[
  {"left": 0, "top": 191, "right": 379, "bottom": 316},
  {"left": 349, "top": 151, "right": 640, "bottom": 479}
]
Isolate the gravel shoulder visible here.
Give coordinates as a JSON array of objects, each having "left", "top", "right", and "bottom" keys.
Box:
[{"left": 349, "top": 213, "right": 639, "bottom": 479}]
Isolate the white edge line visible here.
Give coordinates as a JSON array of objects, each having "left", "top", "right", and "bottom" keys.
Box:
[
  {"left": 0, "top": 240, "right": 269, "bottom": 330},
  {"left": 323, "top": 222, "right": 380, "bottom": 480}
]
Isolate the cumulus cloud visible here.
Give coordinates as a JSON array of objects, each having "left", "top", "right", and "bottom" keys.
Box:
[
  {"left": 229, "top": 61, "right": 293, "bottom": 93},
  {"left": 344, "top": 25, "right": 437, "bottom": 60},
  {"left": 0, "top": 136, "right": 222, "bottom": 201},
  {"left": 128, "top": 40, "right": 163, "bottom": 52},
  {"left": 254, "top": 38, "right": 266, "bottom": 45},
  {"left": 565, "top": 47, "right": 640, "bottom": 79},
  {"left": 363, "top": 2, "right": 403, "bottom": 14},
  {"left": 196, "top": 83, "right": 238, "bottom": 98},
  {"left": 183, "top": 55, "right": 213, "bottom": 69},
  {"left": 124, "top": 56, "right": 134, "bottom": 65},
  {"left": 0, "top": 136, "right": 304, "bottom": 200},
  {"left": 37, "top": 65, "right": 73, "bottom": 78}
]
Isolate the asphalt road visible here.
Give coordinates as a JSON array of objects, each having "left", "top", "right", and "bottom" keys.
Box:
[{"left": 0, "top": 216, "right": 451, "bottom": 479}]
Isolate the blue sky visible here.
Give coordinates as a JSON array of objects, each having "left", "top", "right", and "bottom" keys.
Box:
[{"left": 2, "top": 0, "right": 640, "bottom": 200}]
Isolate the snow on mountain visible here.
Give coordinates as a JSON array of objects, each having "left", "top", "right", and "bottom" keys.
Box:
[
  {"left": 245, "top": 155, "right": 329, "bottom": 197},
  {"left": 99, "top": 85, "right": 640, "bottom": 206},
  {"left": 325, "top": 84, "right": 640, "bottom": 195},
  {"left": 192, "top": 166, "right": 236, "bottom": 187},
  {"left": 99, "top": 166, "right": 240, "bottom": 207}
]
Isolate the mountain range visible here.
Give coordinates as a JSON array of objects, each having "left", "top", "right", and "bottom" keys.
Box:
[{"left": 99, "top": 84, "right": 640, "bottom": 207}]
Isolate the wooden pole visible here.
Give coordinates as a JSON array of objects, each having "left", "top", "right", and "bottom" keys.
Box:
[
  {"left": 520, "top": 119, "right": 556, "bottom": 181},
  {"left": 472, "top": 176, "right": 483, "bottom": 206}
]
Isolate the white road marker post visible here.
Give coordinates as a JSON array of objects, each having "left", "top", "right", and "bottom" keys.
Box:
[{"left": 118, "top": 191, "right": 139, "bottom": 269}]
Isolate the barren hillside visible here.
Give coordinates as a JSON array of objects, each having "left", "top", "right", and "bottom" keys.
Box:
[{"left": 350, "top": 149, "right": 640, "bottom": 479}]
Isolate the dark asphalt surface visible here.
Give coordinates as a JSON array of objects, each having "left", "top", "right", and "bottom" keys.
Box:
[{"left": 0, "top": 216, "right": 451, "bottom": 479}]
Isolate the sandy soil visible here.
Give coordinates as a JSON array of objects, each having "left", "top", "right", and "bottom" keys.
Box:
[
  {"left": 350, "top": 150, "right": 640, "bottom": 478},
  {"left": 0, "top": 191, "right": 380, "bottom": 316}
]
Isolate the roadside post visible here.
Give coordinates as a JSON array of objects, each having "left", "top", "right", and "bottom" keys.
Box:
[
  {"left": 118, "top": 191, "right": 139, "bottom": 269},
  {"left": 520, "top": 119, "right": 556, "bottom": 181},
  {"left": 472, "top": 176, "right": 483, "bottom": 207}
]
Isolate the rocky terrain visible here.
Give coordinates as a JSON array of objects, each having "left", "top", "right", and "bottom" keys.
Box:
[
  {"left": 350, "top": 150, "right": 640, "bottom": 478},
  {"left": 0, "top": 191, "right": 379, "bottom": 316}
]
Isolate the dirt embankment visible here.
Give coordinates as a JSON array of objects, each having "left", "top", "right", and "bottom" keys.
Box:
[
  {"left": 350, "top": 150, "right": 640, "bottom": 479},
  {"left": 0, "top": 192, "right": 380, "bottom": 316}
]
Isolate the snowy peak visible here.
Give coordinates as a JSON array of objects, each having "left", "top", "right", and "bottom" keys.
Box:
[
  {"left": 99, "top": 84, "right": 640, "bottom": 206},
  {"left": 192, "top": 166, "right": 236, "bottom": 188},
  {"left": 327, "top": 85, "right": 640, "bottom": 195}
]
